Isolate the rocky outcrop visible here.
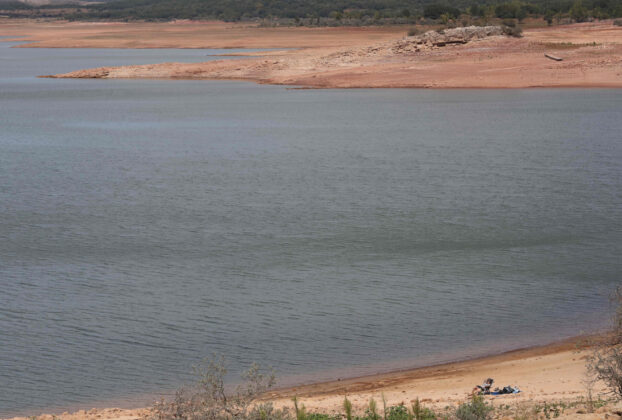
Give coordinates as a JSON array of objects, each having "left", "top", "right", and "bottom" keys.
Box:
[{"left": 392, "top": 25, "right": 504, "bottom": 53}]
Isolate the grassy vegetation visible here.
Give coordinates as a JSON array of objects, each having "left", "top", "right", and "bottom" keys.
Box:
[
  {"left": 540, "top": 41, "right": 601, "bottom": 48},
  {"left": 455, "top": 396, "right": 492, "bottom": 420}
]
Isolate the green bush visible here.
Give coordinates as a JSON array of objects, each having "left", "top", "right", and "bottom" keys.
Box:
[
  {"left": 423, "top": 3, "right": 460, "bottom": 19},
  {"left": 344, "top": 397, "right": 353, "bottom": 420},
  {"left": 614, "top": 19, "right": 622, "bottom": 26},
  {"left": 455, "top": 395, "right": 493, "bottom": 420},
  {"left": 412, "top": 399, "right": 436, "bottom": 420},
  {"left": 365, "top": 398, "right": 380, "bottom": 420},
  {"left": 306, "top": 414, "right": 339, "bottom": 420},
  {"left": 386, "top": 405, "right": 410, "bottom": 420},
  {"left": 293, "top": 397, "right": 307, "bottom": 420},
  {"left": 569, "top": 0, "right": 588, "bottom": 21}
]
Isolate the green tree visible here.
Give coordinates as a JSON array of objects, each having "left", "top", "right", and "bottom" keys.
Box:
[
  {"left": 570, "top": 0, "right": 588, "bottom": 21},
  {"left": 544, "top": 9, "right": 554, "bottom": 24},
  {"left": 469, "top": 4, "right": 482, "bottom": 16}
]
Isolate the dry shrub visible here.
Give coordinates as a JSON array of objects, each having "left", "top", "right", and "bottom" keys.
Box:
[
  {"left": 587, "top": 286, "right": 622, "bottom": 400},
  {"left": 150, "top": 355, "right": 286, "bottom": 420},
  {"left": 502, "top": 25, "right": 523, "bottom": 37}
]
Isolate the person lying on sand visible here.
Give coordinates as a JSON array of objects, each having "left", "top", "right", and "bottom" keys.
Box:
[
  {"left": 472, "top": 378, "right": 494, "bottom": 395},
  {"left": 490, "top": 385, "right": 521, "bottom": 395}
]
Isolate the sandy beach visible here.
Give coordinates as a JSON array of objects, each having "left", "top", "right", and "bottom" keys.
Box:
[
  {"left": 4, "top": 336, "right": 616, "bottom": 420},
  {"left": 1, "top": 19, "right": 620, "bottom": 88}
]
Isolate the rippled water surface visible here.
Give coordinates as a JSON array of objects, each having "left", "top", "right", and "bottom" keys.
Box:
[{"left": 1, "top": 41, "right": 622, "bottom": 417}]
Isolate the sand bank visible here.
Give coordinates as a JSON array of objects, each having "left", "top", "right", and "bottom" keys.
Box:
[
  {"left": 268, "top": 336, "right": 605, "bottom": 411},
  {"left": 4, "top": 20, "right": 616, "bottom": 89},
  {"left": 4, "top": 336, "right": 615, "bottom": 420},
  {"left": 0, "top": 20, "right": 405, "bottom": 49}
]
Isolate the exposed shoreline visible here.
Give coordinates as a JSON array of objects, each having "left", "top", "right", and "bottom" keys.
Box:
[
  {"left": 267, "top": 334, "right": 598, "bottom": 397},
  {"left": 4, "top": 334, "right": 610, "bottom": 420},
  {"left": 0, "top": 20, "right": 406, "bottom": 49},
  {"left": 38, "top": 22, "right": 622, "bottom": 89},
  {"left": 1, "top": 19, "right": 620, "bottom": 89}
]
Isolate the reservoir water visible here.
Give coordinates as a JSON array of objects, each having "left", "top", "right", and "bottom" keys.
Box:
[{"left": 1, "top": 41, "right": 621, "bottom": 417}]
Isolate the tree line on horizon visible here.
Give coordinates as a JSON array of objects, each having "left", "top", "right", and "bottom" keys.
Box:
[{"left": 1, "top": 0, "right": 621, "bottom": 24}]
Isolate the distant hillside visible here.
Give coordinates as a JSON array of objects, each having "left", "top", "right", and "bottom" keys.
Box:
[
  {"left": 0, "top": 0, "right": 98, "bottom": 8},
  {"left": 1, "top": 0, "right": 621, "bottom": 23},
  {"left": 72, "top": 0, "right": 622, "bottom": 22},
  {"left": 83, "top": 0, "right": 448, "bottom": 20}
]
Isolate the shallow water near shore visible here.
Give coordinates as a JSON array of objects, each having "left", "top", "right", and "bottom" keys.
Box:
[{"left": 1, "top": 42, "right": 622, "bottom": 417}]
